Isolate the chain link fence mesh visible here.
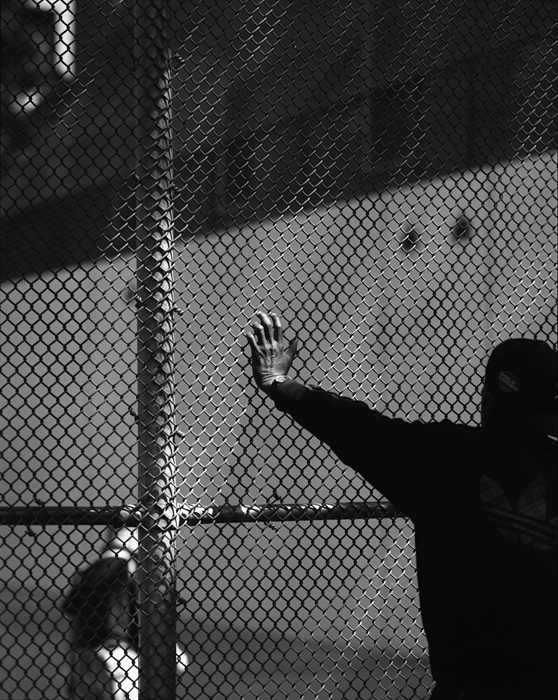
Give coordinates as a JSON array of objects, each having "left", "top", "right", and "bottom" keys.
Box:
[{"left": 1, "top": 1, "right": 556, "bottom": 699}]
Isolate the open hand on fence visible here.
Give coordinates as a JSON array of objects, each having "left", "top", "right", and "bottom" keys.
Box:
[{"left": 246, "top": 312, "right": 298, "bottom": 393}]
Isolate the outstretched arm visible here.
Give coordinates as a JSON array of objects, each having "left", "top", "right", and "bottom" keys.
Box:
[
  {"left": 245, "top": 310, "right": 371, "bottom": 459},
  {"left": 245, "top": 311, "right": 437, "bottom": 516}
]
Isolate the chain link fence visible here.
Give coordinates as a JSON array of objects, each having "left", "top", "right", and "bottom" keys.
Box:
[{"left": 1, "top": 1, "right": 556, "bottom": 699}]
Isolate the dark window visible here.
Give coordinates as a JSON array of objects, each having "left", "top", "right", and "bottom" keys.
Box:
[
  {"left": 225, "top": 135, "right": 254, "bottom": 205},
  {"left": 369, "top": 82, "right": 416, "bottom": 164}
]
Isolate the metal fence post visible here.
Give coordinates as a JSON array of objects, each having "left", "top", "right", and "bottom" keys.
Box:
[{"left": 133, "top": 1, "right": 178, "bottom": 698}]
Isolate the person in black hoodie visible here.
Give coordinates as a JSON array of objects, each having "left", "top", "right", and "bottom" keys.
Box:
[{"left": 246, "top": 311, "right": 557, "bottom": 700}]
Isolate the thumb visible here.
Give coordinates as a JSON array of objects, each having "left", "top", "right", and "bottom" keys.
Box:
[{"left": 286, "top": 337, "right": 298, "bottom": 362}]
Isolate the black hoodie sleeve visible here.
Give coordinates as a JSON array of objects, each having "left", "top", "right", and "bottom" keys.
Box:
[{"left": 270, "top": 380, "right": 444, "bottom": 515}]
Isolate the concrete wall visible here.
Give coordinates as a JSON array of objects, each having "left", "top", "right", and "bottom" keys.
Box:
[{"left": 1, "top": 153, "right": 556, "bottom": 656}]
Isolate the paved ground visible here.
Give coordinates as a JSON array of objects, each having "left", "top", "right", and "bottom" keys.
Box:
[{"left": 0, "top": 584, "right": 433, "bottom": 700}]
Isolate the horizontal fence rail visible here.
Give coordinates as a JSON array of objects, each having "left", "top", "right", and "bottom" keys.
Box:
[{"left": 0, "top": 502, "right": 404, "bottom": 527}]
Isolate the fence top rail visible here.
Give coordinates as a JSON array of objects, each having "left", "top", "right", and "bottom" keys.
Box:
[{"left": 0, "top": 501, "right": 405, "bottom": 527}]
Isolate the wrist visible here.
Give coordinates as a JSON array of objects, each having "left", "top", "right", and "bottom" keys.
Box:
[{"left": 262, "top": 375, "right": 292, "bottom": 394}]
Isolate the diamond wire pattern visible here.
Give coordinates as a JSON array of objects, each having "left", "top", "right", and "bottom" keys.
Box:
[{"left": 1, "top": 1, "right": 557, "bottom": 699}]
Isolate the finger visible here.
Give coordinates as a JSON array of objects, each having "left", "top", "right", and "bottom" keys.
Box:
[
  {"left": 252, "top": 322, "right": 266, "bottom": 345},
  {"left": 245, "top": 332, "right": 258, "bottom": 354},
  {"left": 270, "top": 313, "right": 282, "bottom": 343},
  {"left": 256, "top": 312, "right": 273, "bottom": 342}
]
